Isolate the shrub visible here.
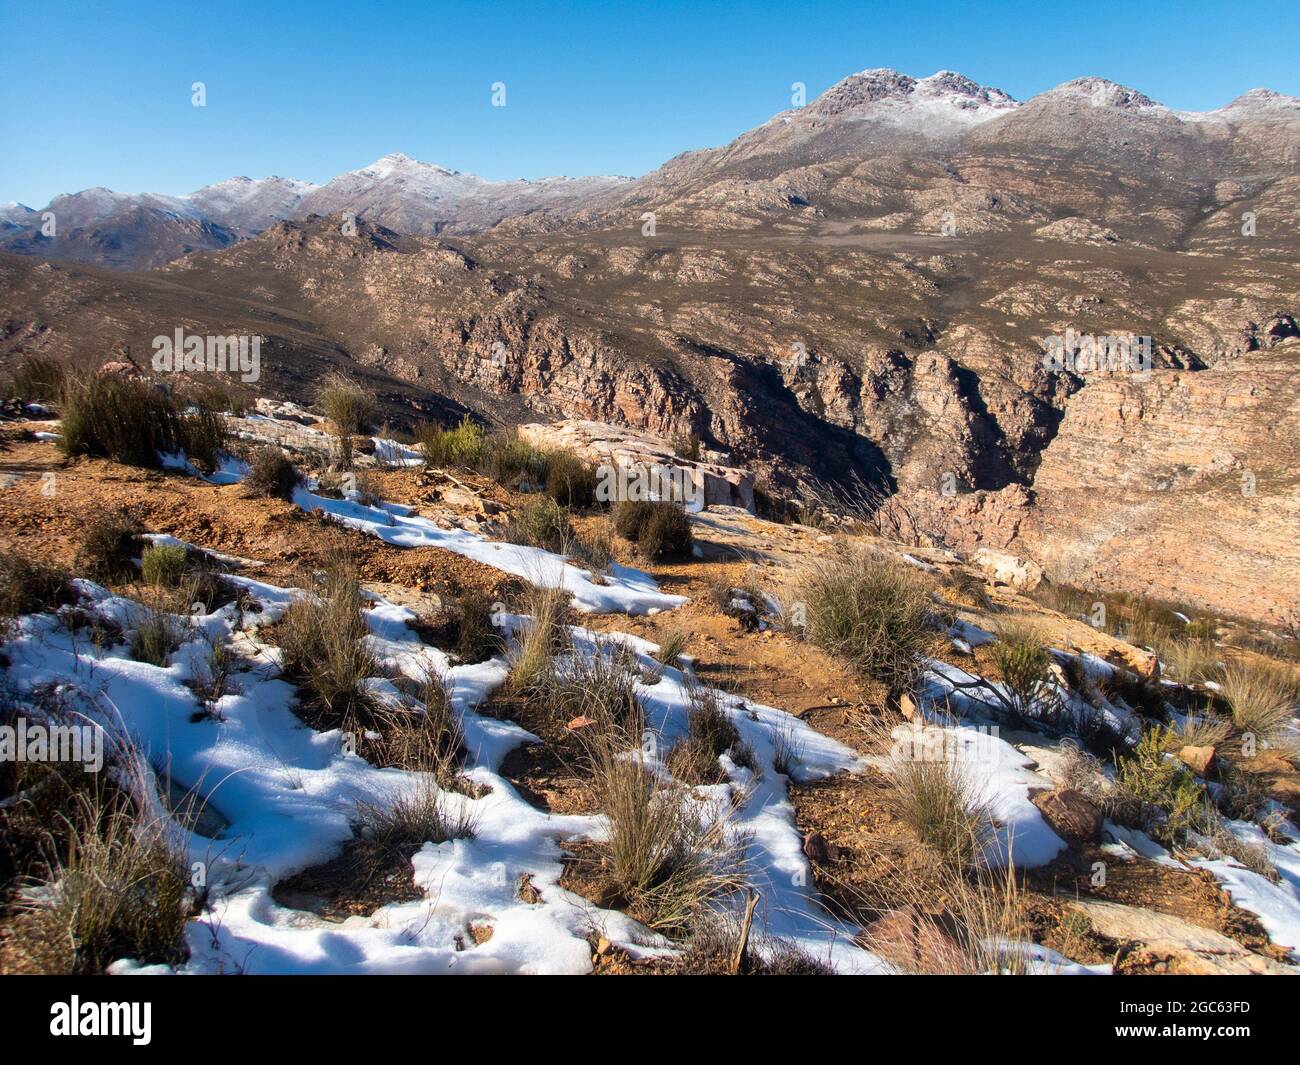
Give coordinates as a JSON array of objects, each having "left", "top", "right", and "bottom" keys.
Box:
[
  {"left": 888, "top": 740, "right": 993, "bottom": 870},
  {"left": 989, "top": 623, "right": 1062, "bottom": 725},
  {"left": 128, "top": 584, "right": 192, "bottom": 666},
  {"left": 504, "top": 496, "right": 571, "bottom": 552},
  {"left": 368, "top": 670, "right": 465, "bottom": 776},
  {"left": 352, "top": 777, "right": 475, "bottom": 868},
  {"left": 638, "top": 503, "right": 695, "bottom": 562},
  {"left": 1, "top": 760, "right": 190, "bottom": 974},
  {"left": 655, "top": 628, "right": 688, "bottom": 670},
  {"left": 506, "top": 584, "right": 570, "bottom": 694},
  {"left": 417, "top": 416, "right": 487, "bottom": 469},
  {"left": 1108, "top": 727, "right": 1205, "bottom": 842},
  {"left": 141, "top": 544, "right": 188, "bottom": 588},
  {"left": 451, "top": 592, "right": 503, "bottom": 663},
  {"left": 674, "top": 911, "right": 835, "bottom": 975},
  {"left": 60, "top": 376, "right": 223, "bottom": 469},
  {"left": 545, "top": 451, "right": 598, "bottom": 509},
  {"left": 669, "top": 685, "right": 745, "bottom": 786},
  {"left": 1219, "top": 661, "right": 1297, "bottom": 745},
  {"left": 74, "top": 507, "right": 140, "bottom": 582},
  {"left": 797, "top": 550, "right": 932, "bottom": 694},
  {"left": 0, "top": 555, "right": 73, "bottom": 635},
  {"left": 589, "top": 731, "right": 747, "bottom": 934},
  {"left": 571, "top": 527, "right": 614, "bottom": 573},
  {"left": 612, "top": 499, "right": 657, "bottom": 541},
  {"left": 318, "top": 376, "right": 377, "bottom": 435},
  {"left": 528, "top": 638, "right": 644, "bottom": 732},
  {"left": 1158, "top": 637, "right": 1220, "bottom": 684},
  {"left": 482, "top": 434, "right": 548, "bottom": 484},
  {"left": 4, "top": 354, "right": 66, "bottom": 404},
  {"left": 277, "top": 555, "right": 378, "bottom": 725},
  {"left": 244, "top": 446, "right": 300, "bottom": 500}
]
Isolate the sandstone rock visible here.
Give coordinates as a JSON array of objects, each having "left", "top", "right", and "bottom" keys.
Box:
[
  {"left": 971, "top": 548, "right": 1044, "bottom": 591},
  {"left": 862, "top": 905, "right": 971, "bottom": 973},
  {"left": 1065, "top": 898, "right": 1296, "bottom": 975},
  {"left": 566, "top": 715, "right": 598, "bottom": 731},
  {"left": 899, "top": 692, "right": 921, "bottom": 721},
  {"left": 518, "top": 419, "right": 755, "bottom": 512},
  {"left": 1178, "top": 745, "right": 1216, "bottom": 775},
  {"left": 1031, "top": 788, "right": 1103, "bottom": 843}
]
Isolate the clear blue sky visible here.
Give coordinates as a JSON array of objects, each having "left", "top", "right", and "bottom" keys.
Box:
[{"left": 2, "top": 0, "right": 1296, "bottom": 207}]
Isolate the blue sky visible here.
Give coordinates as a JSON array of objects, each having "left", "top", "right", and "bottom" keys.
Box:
[{"left": 2, "top": 0, "right": 1297, "bottom": 206}]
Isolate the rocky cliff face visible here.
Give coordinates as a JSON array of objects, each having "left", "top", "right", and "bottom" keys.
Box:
[{"left": 2, "top": 70, "right": 1297, "bottom": 619}]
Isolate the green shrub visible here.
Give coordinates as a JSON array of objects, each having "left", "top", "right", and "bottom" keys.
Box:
[
  {"left": 989, "top": 624, "right": 1061, "bottom": 724},
  {"left": 140, "top": 544, "right": 188, "bottom": 588},
  {"left": 417, "top": 416, "right": 488, "bottom": 468},
  {"left": 505, "top": 496, "right": 571, "bottom": 552},
  {"left": 482, "top": 434, "right": 548, "bottom": 484},
  {"left": 319, "top": 377, "right": 377, "bottom": 435},
  {"left": 1108, "top": 727, "right": 1206, "bottom": 842}
]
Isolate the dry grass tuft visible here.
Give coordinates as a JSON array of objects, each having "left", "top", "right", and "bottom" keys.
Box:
[
  {"left": 587, "top": 728, "right": 748, "bottom": 934},
  {"left": 797, "top": 548, "right": 932, "bottom": 695}
]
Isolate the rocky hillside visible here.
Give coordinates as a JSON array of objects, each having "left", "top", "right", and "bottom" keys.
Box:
[{"left": 1, "top": 69, "right": 1297, "bottom": 619}]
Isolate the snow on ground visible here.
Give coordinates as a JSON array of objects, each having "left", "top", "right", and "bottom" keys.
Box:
[
  {"left": 1194, "top": 819, "right": 1300, "bottom": 960},
  {"left": 0, "top": 570, "right": 885, "bottom": 973},
  {"left": 290, "top": 483, "right": 686, "bottom": 616}
]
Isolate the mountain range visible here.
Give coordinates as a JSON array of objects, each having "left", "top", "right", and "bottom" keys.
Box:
[
  {"left": 5, "top": 70, "right": 1298, "bottom": 269},
  {"left": 2, "top": 68, "right": 1298, "bottom": 619}
]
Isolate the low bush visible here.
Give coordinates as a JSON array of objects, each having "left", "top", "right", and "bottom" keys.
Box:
[
  {"left": 74, "top": 508, "right": 140, "bottom": 582},
  {"left": 797, "top": 549, "right": 932, "bottom": 695},
  {"left": 318, "top": 376, "right": 377, "bottom": 435},
  {"left": 615, "top": 498, "right": 694, "bottom": 562},
  {"left": 140, "top": 544, "right": 188, "bottom": 588},
  {"left": 545, "top": 450, "right": 598, "bottom": 509},
  {"left": 589, "top": 730, "right": 747, "bottom": 934},
  {"left": 277, "top": 554, "right": 378, "bottom": 726},
  {"left": 1219, "top": 660, "right": 1297, "bottom": 745},
  {"left": 244, "top": 446, "right": 301, "bottom": 500},
  {"left": 0, "top": 555, "right": 74, "bottom": 635},
  {"left": 504, "top": 496, "right": 571, "bottom": 552},
  {"left": 668, "top": 685, "right": 746, "bottom": 786},
  {"left": 888, "top": 740, "right": 993, "bottom": 871},
  {"left": 1108, "top": 727, "right": 1205, "bottom": 843},
  {"left": 0, "top": 751, "right": 190, "bottom": 974},
  {"left": 60, "top": 376, "right": 223, "bottom": 469},
  {"left": 3, "top": 354, "right": 66, "bottom": 404}
]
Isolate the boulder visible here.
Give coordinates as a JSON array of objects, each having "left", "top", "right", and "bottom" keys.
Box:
[
  {"left": 1178, "top": 745, "right": 1216, "bottom": 775},
  {"left": 862, "top": 905, "right": 971, "bottom": 973},
  {"left": 970, "top": 548, "right": 1044, "bottom": 591},
  {"left": 1031, "top": 787, "right": 1103, "bottom": 843}
]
